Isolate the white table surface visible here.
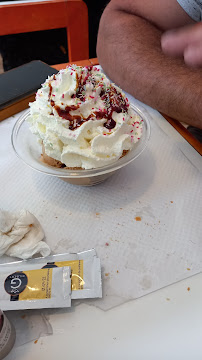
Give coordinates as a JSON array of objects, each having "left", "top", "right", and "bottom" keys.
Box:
[
  {"left": 1, "top": 99, "right": 202, "bottom": 359},
  {"left": 3, "top": 97, "right": 202, "bottom": 357},
  {"left": 6, "top": 272, "right": 202, "bottom": 360}
]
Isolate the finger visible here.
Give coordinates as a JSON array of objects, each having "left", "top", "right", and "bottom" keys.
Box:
[
  {"left": 161, "top": 23, "right": 202, "bottom": 56},
  {"left": 184, "top": 41, "right": 202, "bottom": 67}
]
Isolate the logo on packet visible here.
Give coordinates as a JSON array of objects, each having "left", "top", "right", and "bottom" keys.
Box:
[{"left": 4, "top": 272, "right": 28, "bottom": 296}]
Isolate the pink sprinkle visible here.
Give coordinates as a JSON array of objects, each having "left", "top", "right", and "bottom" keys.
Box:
[
  {"left": 62, "top": 94, "right": 64, "bottom": 98},
  {"left": 131, "top": 135, "right": 134, "bottom": 142},
  {"left": 137, "top": 137, "right": 140, "bottom": 140},
  {"left": 52, "top": 94, "right": 55, "bottom": 96},
  {"left": 136, "top": 126, "right": 139, "bottom": 128},
  {"left": 123, "top": 117, "right": 125, "bottom": 121},
  {"left": 105, "top": 242, "right": 109, "bottom": 246},
  {"left": 103, "top": 134, "right": 106, "bottom": 136},
  {"left": 89, "top": 96, "right": 94, "bottom": 99},
  {"left": 71, "top": 72, "right": 73, "bottom": 75},
  {"left": 92, "top": 107, "right": 94, "bottom": 110},
  {"left": 130, "top": 130, "right": 133, "bottom": 133}
]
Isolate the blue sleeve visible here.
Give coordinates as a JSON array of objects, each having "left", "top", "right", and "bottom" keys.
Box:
[{"left": 177, "top": 0, "right": 202, "bottom": 21}]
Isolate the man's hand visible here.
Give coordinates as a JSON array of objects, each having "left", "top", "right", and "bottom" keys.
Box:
[{"left": 161, "top": 23, "right": 202, "bottom": 67}]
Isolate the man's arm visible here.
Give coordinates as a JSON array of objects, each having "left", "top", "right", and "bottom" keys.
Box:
[
  {"left": 97, "top": 0, "right": 202, "bottom": 128},
  {"left": 162, "top": 23, "right": 202, "bottom": 67}
]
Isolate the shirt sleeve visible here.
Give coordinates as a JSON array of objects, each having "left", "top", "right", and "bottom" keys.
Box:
[{"left": 177, "top": 0, "right": 202, "bottom": 21}]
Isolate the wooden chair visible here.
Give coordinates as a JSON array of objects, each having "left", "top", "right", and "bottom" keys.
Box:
[{"left": 0, "top": 0, "right": 89, "bottom": 62}]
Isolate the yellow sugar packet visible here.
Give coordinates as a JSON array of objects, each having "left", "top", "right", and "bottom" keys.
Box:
[
  {"left": 1, "top": 249, "right": 102, "bottom": 300},
  {"left": 0, "top": 266, "right": 71, "bottom": 311}
]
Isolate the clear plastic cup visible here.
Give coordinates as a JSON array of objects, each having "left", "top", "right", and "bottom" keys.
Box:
[{"left": 11, "top": 105, "right": 151, "bottom": 186}]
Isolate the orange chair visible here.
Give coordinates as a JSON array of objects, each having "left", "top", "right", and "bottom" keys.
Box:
[{"left": 0, "top": 0, "right": 89, "bottom": 62}]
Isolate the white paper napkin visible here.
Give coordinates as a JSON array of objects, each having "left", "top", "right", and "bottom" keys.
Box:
[
  {"left": 6, "top": 310, "right": 53, "bottom": 347},
  {"left": 0, "top": 209, "right": 50, "bottom": 259}
]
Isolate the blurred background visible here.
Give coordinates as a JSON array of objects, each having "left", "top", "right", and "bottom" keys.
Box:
[{"left": 0, "top": 0, "right": 109, "bottom": 73}]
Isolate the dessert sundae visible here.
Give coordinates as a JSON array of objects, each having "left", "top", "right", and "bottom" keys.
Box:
[{"left": 27, "top": 65, "right": 143, "bottom": 170}]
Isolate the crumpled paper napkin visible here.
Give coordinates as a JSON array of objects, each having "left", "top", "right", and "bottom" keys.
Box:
[{"left": 0, "top": 209, "right": 50, "bottom": 259}]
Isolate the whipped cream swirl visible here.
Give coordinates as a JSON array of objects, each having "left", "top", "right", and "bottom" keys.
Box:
[{"left": 28, "top": 65, "right": 143, "bottom": 169}]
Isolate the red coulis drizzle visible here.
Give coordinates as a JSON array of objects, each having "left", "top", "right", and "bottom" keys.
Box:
[
  {"left": 49, "top": 83, "right": 55, "bottom": 108},
  {"left": 54, "top": 105, "right": 86, "bottom": 130},
  {"left": 75, "top": 68, "right": 96, "bottom": 103},
  {"left": 100, "top": 87, "right": 128, "bottom": 129},
  {"left": 48, "top": 68, "right": 128, "bottom": 130}
]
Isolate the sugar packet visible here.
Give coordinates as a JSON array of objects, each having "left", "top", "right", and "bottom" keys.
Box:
[
  {"left": 0, "top": 266, "right": 71, "bottom": 311},
  {"left": 0, "top": 249, "right": 102, "bottom": 300}
]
